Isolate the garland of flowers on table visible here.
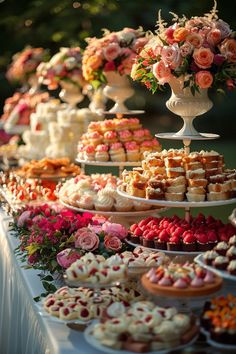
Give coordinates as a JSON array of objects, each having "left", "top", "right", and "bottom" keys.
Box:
[{"left": 10, "top": 204, "right": 129, "bottom": 299}]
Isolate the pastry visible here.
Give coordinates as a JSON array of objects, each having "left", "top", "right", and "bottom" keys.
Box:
[{"left": 95, "top": 144, "right": 109, "bottom": 162}]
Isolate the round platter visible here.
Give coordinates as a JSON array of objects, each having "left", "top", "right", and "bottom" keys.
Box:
[
  {"left": 117, "top": 186, "right": 236, "bottom": 208},
  {"left": 125, "top": 238, "right": 201, "bottom": 256},
  {"left": 63, "top": 274, "right": 125, "bottom": 289},
  {"left": 84, "top": 321, "right": 198, "bottom": 354},
  {"left": 200, "top": 328, "right": 236, "bottom": 351},
  {"left": 102, "top": 110, "right": 145, "bottom": 116},
  {"left": 141, "top": 273, "right": 223, "bottom": 298},
  {"left": 195, "top": 254, "right": 236, "bottom": 282},
  {"left": 35, "top": 302, "right": 90, "bottom": 325},
  {"left": 60, "top": 200, "right": 168, "bottom": 216},
  {"left": 155, "top": 132, "right": 220, "bottom": 140},
  {"left": 76, "top": 158, "right": 141, "bottom": 167}
]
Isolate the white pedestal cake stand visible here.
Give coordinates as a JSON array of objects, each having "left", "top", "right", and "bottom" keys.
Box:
[{"left": 60, "top": 199, "right": 168, "bottom": 227}]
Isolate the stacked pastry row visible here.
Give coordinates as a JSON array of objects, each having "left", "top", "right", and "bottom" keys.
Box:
[
  {"left": 66, "top": 249, "right": 168, "bottom": 285},
  {"left": 122, "top": 149, "right": 236, "bottom": 202},
  {"left": 91, "top": 301, "right": 198, "bottom": 352},
  {"left": 43, "top": 286, "right": 143, "bottom": 322},
  {"left": 59, "top": 174, "right": 154, "bottom": 212},
  {"left": 77, "top": 118, "right": 161, "bottom": 162}
]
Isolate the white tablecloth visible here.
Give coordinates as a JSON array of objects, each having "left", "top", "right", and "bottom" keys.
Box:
[{"left": 0, "top": 211, "right": 104, "bottom": 354}]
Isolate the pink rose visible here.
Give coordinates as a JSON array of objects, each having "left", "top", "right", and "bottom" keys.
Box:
[
  {"left": 195, "top": 70, "right": 213, "bottom": 89},
  {"left": 161, "top": 44, "right": 182, "bottom": 69},
  {"left": 103, "top": 43, "right": 121, "bottom": 61},
  {"left": 57, "top": 248, "right": 81, "bottom": 269},
  {"left": 121, "top": 53, "right": 136, "bottom": 75},
  {"left": 219, "top": 39, "right": 236, "bottom": 63},
  {"left": 104, "top": 235, "right": 122, "bottom": 252},
  {"left": 164, "top": 26, "right": 175, "bottom": 44},
  {"left": 180, "top": 42, "right": 193, "bottom": 57},
  {"left": 193, "top": 47, "right": 214, "bottom": 69},
  {"left": 186, "top": 33, "right": 203, "bottom": 48},
  {"left": 102, "top": 222, "right": 128, "bottom": 240},
  {"left": 74, "top": 228, "right": 100, "bottom": 251},
  {"left": 152, "top": 60, "right": 172, "bottom": 85},
  {"left": 132, "top": 37, "right": 149, "bottom": 53},
  {"left": 226, "top": 79, "right": 235, "bottom": 90},
  {"left": 207, "top": 29, "right": 221, "bottom": 46},
  {"left": 215, "top": 19, "right": 232, "bottom": 39},
  {"left": 17, "top": 210, "right": 31, "bottom": 227},
  {"left": 104, "top": 61, "right": 116, "bottom": 72}
]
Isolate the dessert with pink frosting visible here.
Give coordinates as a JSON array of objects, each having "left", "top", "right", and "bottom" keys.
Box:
[
  {"left": 77, "top": 118, "right": 161, "bottom": 162},
  {"left": 59, "top": 174, "right": 153, "bottom": 211},
  {"left": 142, "top": 262, "right": 222, "bottom": 297}
]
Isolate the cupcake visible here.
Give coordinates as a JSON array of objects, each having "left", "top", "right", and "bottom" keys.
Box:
[
  {"left": 229, "top": 235, "right": 236, "bottom": 246},
  {"left": 125, "top": 141, "right": 140, "bottom": 162},
  {"left": 103, "top": 131, "right": 117, "bottom": 144},
  {"left": 210, "top": 327, "right": 229, "bottom": 344},
  {"left": 95, "top": 144, "right": 109, "bottom": 162},
  {"left": 167, "top": 236, "right": 182, "bottom": 251},
  {"left": 227, "top": 260, "right": 236, "bottom": 275},
  {"left": 118, "top": 130, "right": 133, "bottom": 143},
  {"left": 213, "top": 256, "right": 229, "bottom": 270},
  {"left": 182, "top": 233, "right": 197, "bottom": 252},
  {"left": 109, "top": 143, "right": 126, "bottom": 162},
  {"left": 226, "top": 246, "right": 236, "bottom": 261},
  {"left": 142, "top": 237, "right": 155, "bottom": 249},
  {"left": 133, "top": 129, "right": 145, "bottom": 143},
  {"left": 196, "top": 233, "right": 211, "bottom": 251},
  {"left": 84, "top": 145, "right": 95, "bottom": 161},
  {"left": 203, "top": 250, "right": 218, "bottom": 265},
  {"left": 215, "top": 241, "right": 229, "bottom": 256}
]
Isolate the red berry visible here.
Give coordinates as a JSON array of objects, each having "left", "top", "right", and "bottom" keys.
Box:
[
  {"left": 130, "top": 224, "right": 138, "bottom": 232},
  {"left": 133, "top": 227, "right": 142, "bottom": 237}
]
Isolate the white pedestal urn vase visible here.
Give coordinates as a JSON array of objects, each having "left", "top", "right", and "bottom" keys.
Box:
[
  {"left": 166, "top": 77, "right": 213, "bottom": 137},
  {"left": 103, "top": 72, "right": 134, "bottom": 113},
  {"left": 59, "top": 81, "right": 84, "bottom": 108}
]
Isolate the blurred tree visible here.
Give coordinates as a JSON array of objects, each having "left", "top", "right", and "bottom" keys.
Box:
[{"left": 0, "top": 0, "right": 235, "bottom": 137}]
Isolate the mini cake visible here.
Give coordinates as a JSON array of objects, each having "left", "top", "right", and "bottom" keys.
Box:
[
  {"left": 215, "top": 241, "right": 229, "bottom": 256},
  {"left": 142, "top": 263, "right": 222, "bottom": 297},
  {"left": 227, "top": 260, "right": 236, "bottom": 275},
  {"left": 213, "top": 256, "right": 229, "bottom": 270},
  {"left": 201, "top": 295, "right": 236, "bottom": 345}
]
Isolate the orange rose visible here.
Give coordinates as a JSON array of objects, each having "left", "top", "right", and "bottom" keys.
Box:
[
  {"left": 186, "top": 33, "right": 203, "bottom": 48},
  {"left": 220, "top": 39, "right": 236, "bottom": 63},
  {"left": 195, "top": 71, "right": 213, "bottom": 89},
  {"left": 173, "top": 27, "right": 189, "bottom": 42},
  {"left": 193, "top": 47, "right": 214, "bottom": 69},
  {"left": 86, "top": 54, "right": 103, "bottom": 70}
]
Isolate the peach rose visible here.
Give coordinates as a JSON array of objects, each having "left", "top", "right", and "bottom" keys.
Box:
[
  {"left": 86, "top": 54, "right": 103, "bottom": 70},
  {"left": 122, "top": 53, "right": 136, "bottom": 75},
  {"left": 207, "top": 29, "right": 221, "bottom": 46},
  {"left": 193, "top": 47, "right": 214, "bottom": 69},
  {"left": 220, "top": 39, "right": 236, "bottom": 63},
  {"left": 104, "top": 235, "right": 122, "bottom": 252},
  {"left": 173, "top": 27, "right": 189, "bottom": 42},
  {"left": 186, "top": 33, "right": 203, "bottom": 48},
  {"left": 153, "top": 60, "right": 172, "bottom": 84},
  {"left": 161, "top": 44, "right": 182, "bottom": 69},
  {"left": 195, "top": 70, "right": 213, "bottom": 89},
  {"left": 103, "top": 43, "right": 121, "bottom": 61}
]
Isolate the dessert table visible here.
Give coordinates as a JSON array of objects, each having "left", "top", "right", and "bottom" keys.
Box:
[
  {"left": 0, "top": 208, "right": 235, "bottom": 354},
  {"left": 0, "top": 210, "right": 104, "bottom": 354}
]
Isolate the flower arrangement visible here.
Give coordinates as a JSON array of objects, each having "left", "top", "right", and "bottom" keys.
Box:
[
  {"left": 57, "top": 221, "right": 128, "bottom": 268},
  {"left": 131, "top": 2, "right": 236, "bottom": 94},
  {"left": 6, "top": 47, "right": 49, "bottom": 84},
  {"left": 12, "top": 205, "right": 129, "bottom": 273},
  {"left": 82, "top": 27, "right": 149, "bottom": 88},
  {"left": 37, "top": 47, "right": 85, "bottom": 90},
  {"left": 12, "top": 204, "right": 93, "bottom": 272}
]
